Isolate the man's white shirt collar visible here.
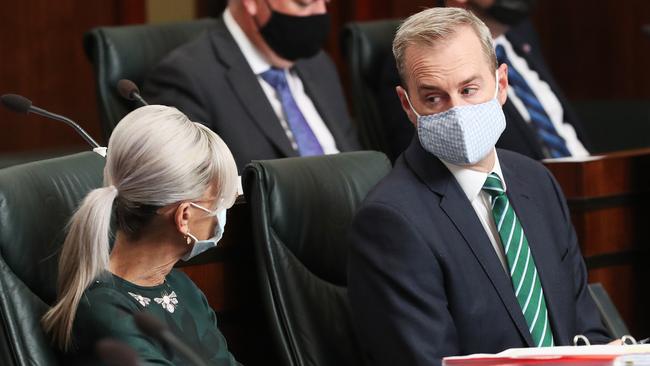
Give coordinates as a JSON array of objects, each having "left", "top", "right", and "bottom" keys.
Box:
[
  {"left": 441, "top": 149, "right": 507, "bottom": 202},
  {"left": 223, "top": 8, "right": 271, "bottom": 75}
]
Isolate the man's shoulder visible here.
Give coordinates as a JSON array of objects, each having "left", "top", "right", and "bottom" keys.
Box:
[
  {"left": 360, "top": 154, "right": 432, "bottom": 214},
  {"left": 505, "top": 18, "right": 541, "bottom": 49},
  {"left": 149, "top": 18, "right": 232, "bottom": 75},
  {"left": 155, "top": 29, "right": 216, "bottom": 68}
]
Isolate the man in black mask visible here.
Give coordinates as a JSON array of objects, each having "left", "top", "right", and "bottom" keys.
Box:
[
  {"left": 377, "top": 0, "right": 591, "bottom": 161},
  {"left": 143, "top": 0, "right": 360, "bottom": 172}
]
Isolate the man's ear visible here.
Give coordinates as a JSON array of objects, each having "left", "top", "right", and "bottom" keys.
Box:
[
  {"left": 396, "top": 86, "right": 418, "bottom": 127},
  {"left": 174, "top": 202, "right": 192, "bottom": 237},
  {"left": 241, "top": 0, "right": 258, "bottom": 16},
  {"left": 497, "top": 63, "right": 509, "bottom": 106}
]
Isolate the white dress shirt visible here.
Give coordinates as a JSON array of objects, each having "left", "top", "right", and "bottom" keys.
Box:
[
  {"left": 223, "top": 9, "right": 339, "bottom": 154},
  {"left": 441, "top": 151, "right": 509, "bottom": 272},
  {"left": 494, "top": 36, "right": 589, "bottom": 158}
]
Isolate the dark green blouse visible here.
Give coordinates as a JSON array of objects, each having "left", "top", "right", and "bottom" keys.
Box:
[{"left": 65, "top": 269, "right": 240, "bottom": 366}]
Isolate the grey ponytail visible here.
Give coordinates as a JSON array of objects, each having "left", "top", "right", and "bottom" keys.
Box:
[{"left": 41, "top": 185, "right": 118, "bottom": 350}]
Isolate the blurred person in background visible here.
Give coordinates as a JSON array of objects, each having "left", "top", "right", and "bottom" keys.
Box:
[{"left": 144, "top": 0, "right": 361, "bottom": 172}]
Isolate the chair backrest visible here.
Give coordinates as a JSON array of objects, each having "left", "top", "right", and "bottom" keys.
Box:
[
  {"left": 0, "top": 152, "right": 105, "bottom": 366},
  {"left": 83, "top": 19, "right": 215, "bottom": 140},
  {"left": 588, "top": 283, "right": 630, "bottom": 339},
  {"left": 341, "top": 19, "right": 401, "bottom": 156},
  {"left": 572, "top": 99, "right": 650, "bottom": 153},
  {"left": 243, "top": 151, "right": 392, "bottom": 366}
]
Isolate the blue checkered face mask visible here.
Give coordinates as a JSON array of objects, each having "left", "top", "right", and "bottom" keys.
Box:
[{"left": 404, "top": 71, "right": 506, "bottom": 165}]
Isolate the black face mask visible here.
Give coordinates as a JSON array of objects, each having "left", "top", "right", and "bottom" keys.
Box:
[
  {"left": 259, "top": 9, "right": 331, "bottom": 61},
  {"left": 487, "top": 0, "right": 536, "bottom": 26}
]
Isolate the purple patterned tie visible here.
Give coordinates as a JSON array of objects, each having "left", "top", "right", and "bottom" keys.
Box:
[{"left": 260, "top": 67, "right": 324, "bottom": 156}]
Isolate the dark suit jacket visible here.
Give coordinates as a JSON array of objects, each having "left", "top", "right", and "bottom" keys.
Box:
[
  {"left": 347, "top": 140, "right": 610, "bottom": 366},
  {"left": 378, "top": 19, "right": 591, "bottom": 161},
  {"left": 143, "top": 18, "right": 360, "bottom": 172}
]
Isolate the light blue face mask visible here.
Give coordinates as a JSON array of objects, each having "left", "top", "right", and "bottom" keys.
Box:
[
  {"left": 404, "top": 70, "right": 506, "bottom": 165},
  {"left": 182, "top": 202, "right": 227, "bottom": 261}
]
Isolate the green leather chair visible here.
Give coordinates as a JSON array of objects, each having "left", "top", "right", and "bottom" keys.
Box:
[
  {"left": 83, "top": 19, "right": 215, "bottom": 140},
  {"left": 243, "top": 151, "right": 392, "bottom": 366},
  {"left": 588, "top": 283, "right": 630, "bottom": 339},
  {"left": 341, "top": 19, "right": 402, "bottom": 159},
  {"left": 0, "top": 152, "right": 105, "bottom": 366}
]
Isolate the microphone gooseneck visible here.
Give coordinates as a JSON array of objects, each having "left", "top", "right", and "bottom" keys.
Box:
[{"left": 0, "top": 93, "right": 102, "bottom": 150}]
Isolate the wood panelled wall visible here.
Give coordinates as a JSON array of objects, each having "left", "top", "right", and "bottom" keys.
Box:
[
  {"left": 2, "top": 1, "right": 648, "bottom": 154},
  {"left": 533, "top": 1, "right": 650, "bottom": 100},
  {"left": 0, "top": 0, "right": 145, "bottom": 154}
]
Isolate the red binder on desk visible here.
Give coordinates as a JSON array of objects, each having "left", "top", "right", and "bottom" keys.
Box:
[{"left": 443, "top": 345, "right": 650, "bottom": 365}]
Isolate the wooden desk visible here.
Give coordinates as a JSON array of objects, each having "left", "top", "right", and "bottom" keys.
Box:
[{"left": 545, "top": 149, "right": 650, "bottom": 336}]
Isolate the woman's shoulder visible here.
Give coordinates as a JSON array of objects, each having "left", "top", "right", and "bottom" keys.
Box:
[
  {"left": 76, "top": 278, "right": 141, "bottom": 329},
  {"left": 70, "top": 279, "right": 142, "bottom": 354}
]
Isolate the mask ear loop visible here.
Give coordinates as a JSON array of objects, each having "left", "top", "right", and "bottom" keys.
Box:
[{"left": 403, "top": 90, "right": 421, "bottom": 118}]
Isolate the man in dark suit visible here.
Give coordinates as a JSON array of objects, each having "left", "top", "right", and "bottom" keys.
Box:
[
  {"left": 378, "top": 0, "right": 591, "bottom": 161},
  {"left": 348, "top": 7, "right": 610, "bottom": 366},
  {"left": 143, "top": 0, "right": 360, "bottom": 171}
]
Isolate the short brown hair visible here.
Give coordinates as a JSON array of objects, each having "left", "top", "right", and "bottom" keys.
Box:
[{"left": 393, "top": 7, "right": 497, "bottom": 84}]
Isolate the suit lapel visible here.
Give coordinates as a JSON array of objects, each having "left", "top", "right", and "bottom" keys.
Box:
[
  {"left": 404, "top": 142, "right": 534, "bottom": 346},
  {"left": 501, "top": 157, "right": 568, "bottom": 344},
  {"left": 209, "top": 20, "right": 296, "bottom": 157}
]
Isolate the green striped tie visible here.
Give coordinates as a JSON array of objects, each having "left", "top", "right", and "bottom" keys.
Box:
[{"left": 482, "top": 173, "right": 554, "bottom": 347}]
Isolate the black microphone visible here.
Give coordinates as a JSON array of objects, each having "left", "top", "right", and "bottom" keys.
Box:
[
  {"left": 96, "top": 338, "right": 141, "bottom": 366},
  {"left": 117, "top": 79, "right": 149, "bottom": 107},
  {"left": 133, "top": 312, "right": 207, "bottom": 366},
  {"left": 0, "top": 93, "right": 106, "bottom": 156}
]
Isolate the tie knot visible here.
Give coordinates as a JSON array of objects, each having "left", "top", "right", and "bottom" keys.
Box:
[
  {"left": 494, "top": 44, "right": 507, "bottom": 65},
  {"left": 482, "top": 172, "right": 505, "bottom": 197},
  {"left": 260, "top": 67, "right": 288, "bottom": 90}
]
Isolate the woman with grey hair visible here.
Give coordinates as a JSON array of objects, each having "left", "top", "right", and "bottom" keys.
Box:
[{"left": 42, "top": 105, "right": 240, "bottom": 365}]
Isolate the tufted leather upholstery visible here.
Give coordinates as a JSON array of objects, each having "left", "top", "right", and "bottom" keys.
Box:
[
  {"left": 243, "top": 151, "right": 391, "bottom": 366},
  {"left": 0, "top": 152, "right": 105, "bottom": 366},
  {"left": 83, "top": 19, "right": 214, "bottom": 140},
  {"left": 341, "top": 19, "right": 401, "bottom": 157}
]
